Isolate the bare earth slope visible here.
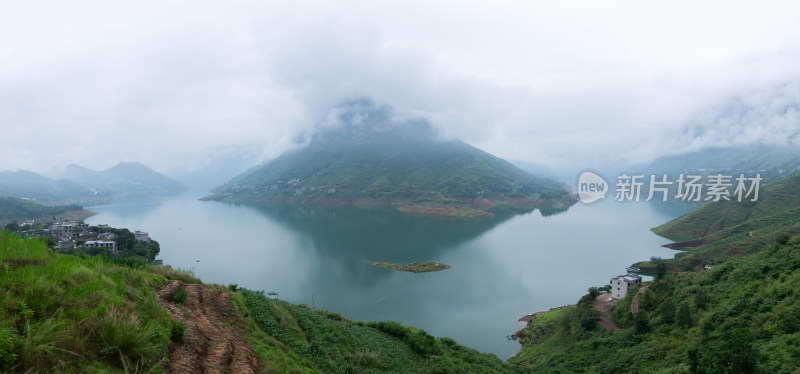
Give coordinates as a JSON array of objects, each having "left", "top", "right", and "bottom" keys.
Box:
[{"left": 158, "top": 280, "right": 260, "bottom": 374}]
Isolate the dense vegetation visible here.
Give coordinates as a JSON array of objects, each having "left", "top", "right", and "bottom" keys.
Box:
[
  {"left": 0, "top": 232, "right": 195, "bottom": 372},
  {"left": 235, "top": 288, "right": 525, "bottom": 373},
  {"left": 512, "top": 171, "right": 800, "bottom": 373},
  {"left": 651, "top": 171, "right": 800, "bottom": 265},
  {"left": 211, "top": 100, "right": 574, "bottom": 216},
  {"left": 0, "top": 196, "right": 82, "bottom": 223}
]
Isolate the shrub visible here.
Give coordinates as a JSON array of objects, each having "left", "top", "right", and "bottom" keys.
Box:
[
  {"left": 0, "top": 329, "right": 17, "bottom": 369},
  {"left": 170, "top": 321, "right": 186, "bottom": 343},
  {"left": 172, "top": 288, "right": 188, "bottom": 305},
  {"left": 96, "top": 308, "right": 160, "bottom": 368}
]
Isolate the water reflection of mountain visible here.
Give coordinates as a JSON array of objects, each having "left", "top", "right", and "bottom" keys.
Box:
[{"left": 241, "top": 203, "right": 519, "bottom": 284}]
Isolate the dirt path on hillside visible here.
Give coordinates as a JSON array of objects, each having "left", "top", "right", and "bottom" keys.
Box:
[
  {"left": 591, "top": 293, "right": 621, "bottom": 332},
  {"left": 630, "top": 284, "right": 650, "bottom": 314},
  {"left": 158, "top": 280, "right": 260, "bottom": 374}
]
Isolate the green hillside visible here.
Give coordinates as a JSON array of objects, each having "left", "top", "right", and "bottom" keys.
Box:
[
  {"left": 511, "top": 172, "right": 800, "bottom": 373},
  {"left": 648, "top": 171, "right": 800, "bottom": 267},
  {"left": 0, "top": 232, "right": 525, "bottom": 373},
  {"left": 210, "top": 101, "right": 576, "bottom": 217},
  {"left": 0, "top": 197, "right": 83, "bottom": 223}
]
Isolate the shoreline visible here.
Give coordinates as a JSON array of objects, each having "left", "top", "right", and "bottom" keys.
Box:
[{"left": 517, "top": 304, "right": 573, "bottom": 323}]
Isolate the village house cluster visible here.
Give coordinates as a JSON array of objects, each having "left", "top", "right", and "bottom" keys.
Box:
[{"left": 19, "top": 217, "right": 150, "bottom": 255}]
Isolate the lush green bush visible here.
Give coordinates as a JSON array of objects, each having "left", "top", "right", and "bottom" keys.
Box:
[
  {"left": 170, "top": 321, "right": 186, "bottom": 343},
  {"left": 171, "top": 288, "right": 188, "bottom": 305}
]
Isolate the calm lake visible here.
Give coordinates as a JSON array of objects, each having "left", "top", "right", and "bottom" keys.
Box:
[{"left": 86, "top": 192, "right": 693, "bottom": 359}]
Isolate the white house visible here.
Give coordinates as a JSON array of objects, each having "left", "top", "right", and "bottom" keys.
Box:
[
  {"left": 134, "top": 231, "right": 150, "bottom": 243},
  {"left": 610, "top": 274, "right": 642, "bottom": 299},
  {"left": 84, "top": 240, "right": 117, "bottom": 254}
]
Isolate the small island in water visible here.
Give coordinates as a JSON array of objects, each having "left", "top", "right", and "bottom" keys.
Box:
[{"left": 375, "top": 261, "right": 451, "bottom": 273}]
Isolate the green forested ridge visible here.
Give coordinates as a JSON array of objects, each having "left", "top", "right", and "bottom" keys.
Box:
[
  {"left": 0, "top": 196, "right": 82, "bottom": 223},
  {"left": 211, "top": 100, "right": 575, "bottom": 216},
  {"left": 511, "top": 171, "right": 800, "bottom": 373},
  {"left": 650, "top": 171, "right": 800, "bottom": 266}
]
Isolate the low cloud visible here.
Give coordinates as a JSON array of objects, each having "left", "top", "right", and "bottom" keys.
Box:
[{"left": 1, "top": 1, "right": 799, "bottom": 176}]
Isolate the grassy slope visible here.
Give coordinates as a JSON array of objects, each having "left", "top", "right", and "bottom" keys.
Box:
[
  {"left": 653, "top": 172, "right": 800, "bottom": 242},
  {"left": 1, "top": 232, "right": 523, "bottom": 373},
  {"left": 511, "top": 172, "right": 800, "bottom": 373},
  {"left": 234, "top": 289, "right": 524, "bottom": 373},
  {"left": 0, "top": 233, "right": 201, "bottom": 373}
]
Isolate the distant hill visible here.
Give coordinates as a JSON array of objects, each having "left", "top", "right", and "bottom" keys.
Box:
[
  {"left": 209, "top": 100, "right": 576, "bottom": 217},
  {"left": 0, "top": 196, "right": 83, "bottom": 224},
  {"left": 0, "top": 170, "right": 103, "bottom": 205},
  {"left": 0, "top": 162, "right": 187, "bottom": 205},
  {"left": 59, "top": 162, "right": 188, "bottom": 197},
  {"left": 642, "top": 145, "right": 800, "bottom": 181}
]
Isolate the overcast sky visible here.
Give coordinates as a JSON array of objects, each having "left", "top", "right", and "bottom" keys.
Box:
[{"left": 2, "top": 1, "right": 799, "bottom": 177}]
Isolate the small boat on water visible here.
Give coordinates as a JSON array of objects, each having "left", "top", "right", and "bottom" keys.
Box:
[{"left": 626, "top": 266, "right": 642, "bottom": 273}]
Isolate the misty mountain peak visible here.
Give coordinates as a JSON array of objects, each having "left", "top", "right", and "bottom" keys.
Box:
[{"left": 311, "top": 99, "right": 439, "bottom": 145}]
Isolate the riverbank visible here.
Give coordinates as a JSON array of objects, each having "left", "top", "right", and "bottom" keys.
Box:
[
  {"left": 517, "top": 304, "right": 573, "bottom": 323},
  {"left": 201, "top": 193, "right": 578, "bottom": 219}
]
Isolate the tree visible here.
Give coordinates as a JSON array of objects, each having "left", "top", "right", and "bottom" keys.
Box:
[
  {"left": 659, "top": 298, "right": 676, "bottom": 324},
  {"left": 694, "top": 289, "right": 709, "bottom": 310},
  {"left": 634, "top": 311, "right": 649, "bottom": 334},
  {"left": 677, "top": 302, "right": 693, "bottom": 328},
  {"left": 655, "top": 262, "right": 667, "bottom": 281},
  {"left": 4, "top": 221, "right": 19, "bottom": 232}
]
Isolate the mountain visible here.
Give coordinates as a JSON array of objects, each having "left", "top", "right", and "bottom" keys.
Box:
[
  {"left": 0, "top": 170, "right": 104, "bottom": 205},
  {"left": 641, "top": 145, "right": 800, "bottom": 182},
  {"left": 511, "top": 171, "right": 800, "bottom": 372},
  {"left": 59, "top": 162, "right": 188, "bottom": 198},
  {"left": 0, "top": 163, "right": 187, "bottom": 205},
  {"left": 210, "top": 100, "right": 576, "bottom": 217}
]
